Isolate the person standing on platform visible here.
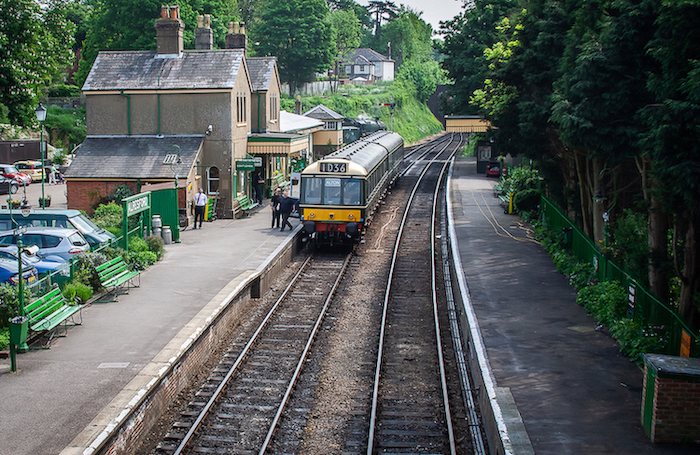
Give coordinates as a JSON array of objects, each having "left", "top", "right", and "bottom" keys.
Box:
[
  {"left": 279, "top": 191, "right": 294, "bottom": 231},
  {"left": 270, "top": 188, "right": 282, "bottom": 229},
  {"left": 194, "top": 188, "right": 207, "bottom": 229},
  {"left": 254, "top": 171, "right": 265, "bottom": 205}
]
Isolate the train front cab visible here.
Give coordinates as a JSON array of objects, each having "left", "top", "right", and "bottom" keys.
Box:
[{"left": 300, "top": 166, "right": 366, "bottom": 245}]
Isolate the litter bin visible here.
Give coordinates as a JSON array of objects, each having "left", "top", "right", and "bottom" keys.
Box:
[{"left": 9, "top": 316, "right": 28, "bottom": 348}]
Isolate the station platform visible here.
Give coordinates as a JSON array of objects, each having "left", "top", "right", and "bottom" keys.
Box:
[
  {"left": 0, "top": 193, "right": 299, "bottom": 455},
  {"left": 449, "top": 156, "right": 695, "bottom": 454}
]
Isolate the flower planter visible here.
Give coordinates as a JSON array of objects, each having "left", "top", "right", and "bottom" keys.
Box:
[
  {"left": 39, "top": 198, "right": 51, "bottom": 207},
  {"left": 9, "top": 316, "right": 28, "bottom": 349}
]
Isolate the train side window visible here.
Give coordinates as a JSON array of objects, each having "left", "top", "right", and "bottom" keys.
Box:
[
  {"left": 343, "top": 179, "right": 362, "bottom": 206},
  {"left": 324, "top": 178, "right": 342, "bottom": 205}
]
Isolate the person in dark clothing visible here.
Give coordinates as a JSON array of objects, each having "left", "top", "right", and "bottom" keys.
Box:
[
  {"left": 253, "top": 171, "right": 264, "bottom": 204},
  {"left": 270, "top": 188, "right": 282, "bottom": 228},
  {"left": 193, "top": 188, "right": 207, "bottom": 229},
  {"left": 279, "top": 192, "right": 295, "bottom": 231}
]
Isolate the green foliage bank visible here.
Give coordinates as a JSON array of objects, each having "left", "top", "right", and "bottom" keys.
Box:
[{"left": 282, "top": 83, "right": 443, "bottom": 144}]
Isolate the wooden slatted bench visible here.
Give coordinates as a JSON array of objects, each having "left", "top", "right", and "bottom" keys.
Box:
[
  {"left": 273, "top": 173, "right": 289, "bottom": 191},
  {"left": 233, "top": 194, "right": 259, "bottom": 218},
  {"left": 25, "top": 286, "right": 82, "bottom": 347},
  {"left": 96, "top": 256, "right": 140, "bottom": 300}
]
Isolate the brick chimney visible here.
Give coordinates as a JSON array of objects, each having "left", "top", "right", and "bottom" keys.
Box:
[
  {"left": 155, "top": 5, "right": 184, "bottom": 56},
  {"left": 195, "top": 14, "right": 213, "bottom": 50},
  {"left": 225, "top": 21, "right": 247, "bottom": 55}
]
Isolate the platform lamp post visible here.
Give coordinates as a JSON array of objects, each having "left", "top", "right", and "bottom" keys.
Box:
[
  {"left": 35, "top": 103, "right": 47, "bottom": 209},
  {"left": 8, "top": 202, "right": 29, "bottom": 372}
]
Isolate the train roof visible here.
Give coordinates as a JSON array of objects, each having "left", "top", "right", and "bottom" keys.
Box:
[{"left": 303, "top": 131, "right": 403, "bottom": 175}]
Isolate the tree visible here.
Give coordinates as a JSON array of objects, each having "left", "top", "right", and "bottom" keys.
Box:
[
  {"left": 252, "top": 0, "right": 334, "bottom": 94},
  {"left": 380, "top": 8, "right": 433, "bottom": 68},
  {"left": 642, "top": 0, "right": 700, "bottom": 325},
  {"left": 75, "top": 0, "right": 240, "bottom": 88},
  {"left": 366, "top": 0, "right": 398, "bottom": 38},
  {"left": 0, "top": 0, "right": 75, "bottom": 126},
  {"left": 330, "top": 8, "right": 362, "bottom": 89}
]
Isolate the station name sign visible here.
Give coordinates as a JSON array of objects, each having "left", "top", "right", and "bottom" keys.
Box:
[{"left": 124, "top": 192, "right": 151, "bottom": 217}]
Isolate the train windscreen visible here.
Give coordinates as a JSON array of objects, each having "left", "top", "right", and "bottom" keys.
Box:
[{"left": 302, "top": 177, "right": 363, "bottom": 206}]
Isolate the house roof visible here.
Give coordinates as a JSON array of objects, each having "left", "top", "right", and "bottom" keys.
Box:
[
  {"left": 247, "top": 57, "right": 278, "bottom": 92},
  {"left": 303, "top": 104, "right": 344, "bottom": 121},
  {"left": 345, "top": 48, "right": 394, "bottom": 64},
  {"left": 279, "top": 111, "right": 323, "bottom": 133},
  {"left": 82, "top": 50, "right": 247, "bottom": 91},
  {"left": 65, "top": 135, "right": 204, "bottom": 179}
]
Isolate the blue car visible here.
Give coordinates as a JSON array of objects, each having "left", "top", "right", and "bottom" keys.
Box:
[
  {"left": 0, "top": 254, "right": 38, "bottom": 285},
  {"left": 0, "top": 245, "right": 69, "bottom": 277}
]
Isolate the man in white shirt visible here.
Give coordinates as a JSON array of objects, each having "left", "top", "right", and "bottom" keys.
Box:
[{"left": 194, "top": 188, "right": 207, "bottom": 229}]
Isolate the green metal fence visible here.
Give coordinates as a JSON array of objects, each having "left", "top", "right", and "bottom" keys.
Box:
[{"left": 541, "top": 195, "right": 700, "bottom": 358}]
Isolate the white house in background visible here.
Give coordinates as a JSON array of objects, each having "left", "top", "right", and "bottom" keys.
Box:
[{"left": 342, "top": 48, "right": 395, "bottom": 83}]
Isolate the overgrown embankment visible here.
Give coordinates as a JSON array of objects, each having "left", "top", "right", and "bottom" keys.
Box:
[{"left": 282, "top": 84, "right": 443, "bottom": 144}]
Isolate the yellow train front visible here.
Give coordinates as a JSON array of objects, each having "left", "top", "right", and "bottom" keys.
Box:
[{"left": 299, "top": 131, "right": 404, "bottom": 245}]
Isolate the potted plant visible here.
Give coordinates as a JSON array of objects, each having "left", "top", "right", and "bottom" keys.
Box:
[
  {"left": 8, "top": 200, "right": 21, "bottom": 209},
  {"left": 39, "top": 195, "right": 51, "bottom": 207}
]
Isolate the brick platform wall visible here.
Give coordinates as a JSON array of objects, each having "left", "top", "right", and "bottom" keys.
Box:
[
  {"left": 66, "top": 181, "right": 139, "bottom": 214},
  {"left": 649, "top": 373, "right": 700, "bottom": 443}
]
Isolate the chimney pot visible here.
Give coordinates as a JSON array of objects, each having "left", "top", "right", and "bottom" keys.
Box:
[
  {"left": 204, "top": 14, "right": 211, "bottom": 28},
  {"left": 161, "top": 5, "right": 168, "bottom": 19},
  {"left": 170, "top": 5, "right": 179, "bottom": 19},
  {"left": 233, "top": 22, "right": 239, "bottom": 34},
  {"left": 240, "top": 22, "right": 245, "bottom": 34},
  {"left": 228, "top": 21, "right": 234, "bottom": 34},
  {"left": 197, "top": 15, "right": 203, "bottom": 28}
]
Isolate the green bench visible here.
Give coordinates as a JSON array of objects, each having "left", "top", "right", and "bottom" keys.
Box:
[
  {"left": 273, "top": 173, "right": 289, "bottom": 190},
  {"left": 234, "top": 194, "right": 259, "bottom": 218},
  {"left": 25, "top": 286, "right": 82, "bottom": 346},
  {"left": 96, "top": 256, "right": 140, "bottom": 300}
]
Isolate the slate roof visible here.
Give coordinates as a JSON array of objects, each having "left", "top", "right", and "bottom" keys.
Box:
[
  {"left": 303, "top": 104, "right": 344, "bottom": 121},
  {"left": 345, "top": 48, "right": 394, "bottom": 64},
  {"left": 65, "top": 135, "right": 204, "bottom": 179},
  {"left": 82, "top": 50, "right": 247, "bottom": 91},
  {"left": 247, "top": 57, "right": 277, "bottom": 92}
]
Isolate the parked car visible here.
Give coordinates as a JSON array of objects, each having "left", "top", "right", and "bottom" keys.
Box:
[
  {"left": 0, "top": 209, "right": 116, "bottom": 248},
  {"left": 0, "top": 164, "right": 32, "bottom": 186},
  {"left": 0, "top": 227, "right": 90, "bottom": 260},
  {"left": 13, "top": 160, "right": 46, "bottom": 181},
  {"left": 0, "top": 245, "right": 69, "bottom": 277},
  {"left": 0, "top": 176, "right": 19, "bottom": 195},
  {"left": 485, "top": 161, "right": 507, "bottom": 177},
  {"left": 0, "top": 255, "right": 38, "bottom": 284}
]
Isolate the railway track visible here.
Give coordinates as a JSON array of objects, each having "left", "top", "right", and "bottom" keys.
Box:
[
  {"left": 147, "top": 133, "right": 484, "bottom": 455},
  {"left": 153, "top": 252, "right": 351, "bottom": 455},
  {"left": 367, "top": 134, "right": 464, "bottom": 454}
]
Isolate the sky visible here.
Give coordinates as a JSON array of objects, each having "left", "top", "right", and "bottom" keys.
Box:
[{"left": 356, "top": 0, "right": 466, "bottom": 34}]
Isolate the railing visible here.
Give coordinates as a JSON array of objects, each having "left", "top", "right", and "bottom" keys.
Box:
[{"left": 541, "top": 195, "right": 700, "bottom": 358}]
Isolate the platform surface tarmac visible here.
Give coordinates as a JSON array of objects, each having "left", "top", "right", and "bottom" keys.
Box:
[
  {"left": 450, "top": 156, "right": 696, "bottom": 455},
  {"left": 0, "top": 188, "right": 297, "bottom": 455},
  {"left": 1, "top": 158, "right": 697, "bottom": 455}
]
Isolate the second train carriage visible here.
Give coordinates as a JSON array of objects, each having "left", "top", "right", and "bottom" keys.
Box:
[{"left": 300, "top": 131, "right": 404, "bottom": 245}]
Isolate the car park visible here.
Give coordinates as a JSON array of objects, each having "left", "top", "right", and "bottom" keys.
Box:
[
  {"left": 0, "top": 245, "right": 69, "bottom": 277},
  {"left": 0, "top": 177, "right": 18, "bottom": 195},
  {"left": 13, "top": 160, "right": 46, "bottom": 181},
  {"left": 0, "top": 209, "right": 116, "bottom": 248},
  {"left": 0, "top": 255, "right": 38, "bottom": 284},
  {"left": 0, "top": 227, "right": 90, "bottom": 261},
  {"left": 0, "top": 164, "right": 32, "bottom": 185}
]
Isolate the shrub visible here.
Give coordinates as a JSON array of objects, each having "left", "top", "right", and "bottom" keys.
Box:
[
  {"left": 577, "top": 281, "right": 627, "bottom": 326},
  {"left": 145, "top": 235, "right": 165, "bottom": 259},
  {"left": 129, "top": 237, "right": 149, "bottom": 253},
  {"left": 73, "top": 252, "right": 105, "bottom": 291},
  {"left": 93, "top": 202, "right": 123, "bottom": 231},
  {"left": 609, "top": 319, "right": 666, "bottom": 363},
  {"left": 0, "top": 283, "right": 31, "bottom": 330},
  {"left": 514, "top": 188, "right": 540, "bottom": 214},
  {"left": 61, "top": 281, "right": 93, "bottom": 305},
  {"left": 128, "top": 251, "right": 157, "bottom": 270}
]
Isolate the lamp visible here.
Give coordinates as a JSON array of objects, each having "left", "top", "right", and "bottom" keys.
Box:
[{"left": 35, "top": 103, "right": 47, "bottom": 209}]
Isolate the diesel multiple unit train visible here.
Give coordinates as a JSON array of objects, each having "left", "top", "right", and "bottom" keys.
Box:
[{"left": 299, "top": 131, "right": 404, "bottom": 245}]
